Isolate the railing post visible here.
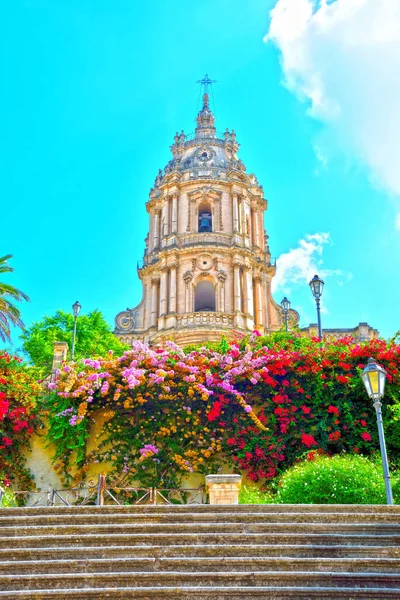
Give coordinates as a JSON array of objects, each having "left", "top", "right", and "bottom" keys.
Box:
[
  {"left": 97, "top": 473, "right": 106, "bottom": 506},
  {"left": 0, "top": 487, "right": 3, "bottom": 507},
  {"left": 48, "top": 487, "right": 54, "bottom": 506}
]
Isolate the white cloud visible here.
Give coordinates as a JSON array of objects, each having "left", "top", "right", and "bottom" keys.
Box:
[
  {"left": 272, "top": 232, "right": 341, "bottom": 293},
  {"left": 265, "top": 0, "right": 400, "bottom": 227}
]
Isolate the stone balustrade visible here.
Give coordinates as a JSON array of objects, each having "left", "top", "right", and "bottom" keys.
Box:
[{"left": 176, "top": 311, "right": 234, "bottom": 329}]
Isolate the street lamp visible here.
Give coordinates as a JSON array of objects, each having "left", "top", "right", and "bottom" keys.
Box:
[
  {"left": 281, "top": 297, "right": 291, "bottom": 332},
  {"left": 71, "top": 301, "right": 81, "bottom": 361},
  {"left": 309, "top": 274, "right": 324, "bottom": 339},
  {"left": 360, "top": 357, "right": 393, "bottom": 505}
]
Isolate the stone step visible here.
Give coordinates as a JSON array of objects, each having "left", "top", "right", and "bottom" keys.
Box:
[
  {"left": 3, "top": 555, "right": 400, "bottom": 575},
  {"left": 2, "top": 504, "right": 400, "bottom": 516},
  {"left": 1, "top": 531, "right": 400, "bottom": 549},
  {"left": 1, "top": 586, "right": 400, "bottom": 599},
  {"left": 2, "top": 570, "right": 400, "bottom": 591},
  {"left": 3, "top": 542, "right": 400, "bottom": 562},
  {"left": 1, "top": 521, "right": 400, "bottom": 538},
  {"left": 2, "top": 510, "right": 400, "bottom": 526}
]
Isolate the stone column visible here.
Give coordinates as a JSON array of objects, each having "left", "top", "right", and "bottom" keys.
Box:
[
  {"left": 184, "top": 272, "right": 193, "bottom": 313},
  {"left": 153, "top": 210, "right": 160, "bottom": 248},
  {"left": 244, "top": 266, "right": 254, "bottom": 317},
  {"left": 258, "top": 209, "right": 264, "bottom": 250},
  {"left": 239, "top": 197, "right": 245, "bottom": 234},
  {"left": 150, "top": 279, "right": 158, "bottom": 327},
  {"left": 232, "top": 194, "right": 239, "bottom": 232},
  {"left": 171, "top": 194, "right": 178, "bottom": 234},
  {"left": 163, "top": 199, "right": 170, "bottom": 237},
  {"left": 254, "top": 277, "right": 263, "bottom": 327},
  {"left": 253, "top": 208, "right": 260, "bottom": 247},
  {"left": 233, "top": 263, "right": 241, "bottom": 312},
  {"left": 169, "top": 265, "right": 177, "bottom": 313},
  {"left": 159, "top": 268, "right": 168, "bottom": 316},
  {"left": 206, "top": 474, "right": 242, "bottom": 505},
  {"left": 191, "top": 199, "right": 197, "bottom": 233}
]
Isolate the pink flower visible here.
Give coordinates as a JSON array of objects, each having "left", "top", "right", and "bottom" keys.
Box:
[
  {"left": 361, "top": 432, "right": 372, "bottom": 441},
  {"left": 244, "top": 405, "right": 252, "bottom": 413}
]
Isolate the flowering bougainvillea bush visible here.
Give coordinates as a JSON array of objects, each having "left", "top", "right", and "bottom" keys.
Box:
[
  {"left": 44, "top": 333, "right": 400, "bottom": 489},
  {"left": 0, "top": 353, "right": 42, "bottom": 489}
]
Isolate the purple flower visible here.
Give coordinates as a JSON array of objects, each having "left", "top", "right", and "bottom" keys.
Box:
[{"left": 244, "top": 405, "right": 253, "bottom": 413}]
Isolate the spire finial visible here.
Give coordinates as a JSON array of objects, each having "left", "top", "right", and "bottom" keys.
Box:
[{"left": 196, "top": 74, "right": 217, "bottom": 95}]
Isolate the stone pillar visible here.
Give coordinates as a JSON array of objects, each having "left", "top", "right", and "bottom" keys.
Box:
[
  {"left": 52, "top": 341, "right": 68, "bottom": 379},
  {"left": 239, "top": 197, "right": 245, "bottom": 234},
  {"left": 254, "top": 277, "right": 263, "bottom": 327},
  {"left": 171, "top": 194, "right": 178, "bottom": 234},
  {"left": 191, "top": 199, "right": 197, "bottom": 233},
  {"left": 206, "top": 474, "right": 242, "bottom": 505},
  {"left": 163, "top": 199, "right": 170, "bottom": 237},
  {"left": 217, "top": 271, "right": 227, "bottom": 313},
  {"left": 232, "top": 194, "right": 239, "bottom": 233},
  {"left": 150, "top": 279, "right": 158, "bottom": 327},
  {"left": 184, "top": 272, "right": 193, "bottom": 313},
  {"left": 159, "top": 268, "right": 168, "bottom": 316},
  {"left": 258, "top": 209, "right": 264, "bottom": 250},
  {"left": 153, "top": 210, "right": 160, "bottom": 248},
  {"left": 169, "top": 265, "right": 177, "bottom": 313},
  {"left": 233, "top": 263, "right": 241, "bottom": 312},
  {"left": 253, "top": 209, "right": 260, "bottom": 247},
  {"left": 243, "top": 267, "right": 254, "bottom": 317}
]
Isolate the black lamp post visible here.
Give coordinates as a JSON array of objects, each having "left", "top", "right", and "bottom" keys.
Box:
[
  {"left": 71, "top": 301, "right": 81, "bottom": 361},
  {"left": 309, "top": 274, "right": 324, "bottom": 339},
  {"left": 360, "top": 358, "right": 393, "bottom": 505},
  {"left": 281, "top": 297, "right": 291, "bottom": 332}
]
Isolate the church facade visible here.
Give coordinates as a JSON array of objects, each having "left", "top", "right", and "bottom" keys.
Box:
[{"left": 114, "top": 84, "right": 377, "bottom": 346}]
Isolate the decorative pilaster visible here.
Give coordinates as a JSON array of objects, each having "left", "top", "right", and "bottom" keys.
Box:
[
  {"left": 217, "top": 270, "right": 227, "bottom": 313},
  {"left": 254, "top": 277, "right": 263, "bottom": 327},
  {"left": 169, "top": 264, "right": 177, "bottom": 313},
  {"left": 153, "top": 210, "right": 160, "bottom": 249},
  {"left": 232, "top": 194, "right": 239, "bottom": 233},
  {"left": 233, "top": 263, "right": 241, "bottom": 312},
  {"left": 244, "top": 266, "right": 254, "bottom": 317},
  {"left": 162, "top": 199, "right": 170, "bottom": 237},
  {"left": 150, "top": 279, "right": 159, "bottom": 327},
  {"left": 252, "top": 208, "right": 260, "bottom": 247},
  {"left": 183, "top": 271, "right": 193, "bottom": 313},
  {"left": 159, "top": 268, "right": 168, "bottom": 316},
  {"left": 171, "top": 194, "right": 178, "bottom": 234}
]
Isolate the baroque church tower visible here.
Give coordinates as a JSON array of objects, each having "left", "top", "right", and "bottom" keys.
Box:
[{"left": 114, "top": 78, "right": 296, "bottom": 346}]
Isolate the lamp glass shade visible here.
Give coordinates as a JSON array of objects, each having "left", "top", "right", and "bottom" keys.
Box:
[
  {"left": 309, "top": 274, "right": 324, "bottom": 298},
  {"left": 72, "top": 301, "right": 81, "bottom": 317},
  {"left": 361, "top": 357, "right": 387, "bottom": 399},
  {"left": 281, "top": 297, "right": 291, "bottom": 312}
]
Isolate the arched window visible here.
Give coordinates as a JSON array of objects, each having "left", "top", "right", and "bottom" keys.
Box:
[
  {"left": 194, "top": 280, "right": 216, "bottom": 312},
  {"left": 198, "top": 202, "right": 212, "bottom": 232}
]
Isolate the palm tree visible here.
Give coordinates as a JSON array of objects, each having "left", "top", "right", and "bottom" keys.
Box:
[{"left": 0, "top": 254, "right": 30, "bottom": 342}]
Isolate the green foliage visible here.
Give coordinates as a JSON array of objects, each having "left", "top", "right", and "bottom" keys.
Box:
[
  {"left": 239, "top": 482, "right": 274, "bottom": 504},
  {"left": 21, "top": 309, "right": 129, "bottom": 373},
  {"left": 0, "top": 254, "right": 30, "bottom": 343},
  {"left": 274, "top": 454, "right": 390, "bottom": 504}
]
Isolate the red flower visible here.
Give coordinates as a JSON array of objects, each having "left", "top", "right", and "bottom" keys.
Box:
[
  {"left": 207, "top": 401, "right": 223, "bottom": 422},
  {"left": 245, "top": 452, "right": 253, "bottom": 460},
  {"left": 0, "top": 398, "right": 9, "bottom": 420},
  {"left": 2, "top": 437, "right": 12, "bottom": 446},
  {"left": 301, "top": 433, "right": 318, "bottom": 448},
  {"left": 328, "top": 431, "right": 341, "bottom": 442},
  {"left": 336, "top": 375, "right": 349, "bottom": 384},
  {"left": 227, "top": 438, "right": 236, "bottom": 446},
  {"left": 300, "top": 405, "right": 311, "bottom": 414},
  {"left": 361, "top": 432, "right": 372, "bottom": 441},
  {"left": 361, "top": 420, "right": 367, "bottom": 427},
  {"left": 328, "top": 405, "right": 339, "bottom": 415}
]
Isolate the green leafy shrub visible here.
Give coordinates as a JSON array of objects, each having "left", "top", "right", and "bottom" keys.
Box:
[
  {"left": 274, "top": 454, "right": 390, "bottom": 504},
  {"left": 239, "top": 482, "right": 274, "bottom": 504}
]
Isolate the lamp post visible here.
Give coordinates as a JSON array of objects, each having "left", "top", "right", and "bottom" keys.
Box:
[
  {"left": 360, "top": 357, "right": 394, "bottom": 505},
  {"left": 309, "top": 274, "right": 324, "bottom": 339},
  {"left": 71, "top": 301, "right": 81, "bottom": 361},
  {"left": 281, "top": 297, "right": 291, "bottom": 332}
]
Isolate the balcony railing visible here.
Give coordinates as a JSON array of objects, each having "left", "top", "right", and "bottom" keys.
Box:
[{"left": 176, "top": 312, "right": 234, "bottom": 329}]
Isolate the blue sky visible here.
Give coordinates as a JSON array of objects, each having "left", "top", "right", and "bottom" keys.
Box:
[{"left": 2, "top": 0, "right": 399, "bottom": 349}]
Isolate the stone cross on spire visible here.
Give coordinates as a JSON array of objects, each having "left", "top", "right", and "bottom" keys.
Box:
[{"left": 196, "top": 74, "right": 217, "bottom": 95}]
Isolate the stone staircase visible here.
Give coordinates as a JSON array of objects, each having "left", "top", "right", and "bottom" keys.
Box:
[{"left": 1, "top": 504, "right": 400, "bottom": 599}]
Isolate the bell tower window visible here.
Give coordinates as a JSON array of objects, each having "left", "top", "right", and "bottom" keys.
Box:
[{"left": 198, "top": 202, "right": 212, "bottom": 232}]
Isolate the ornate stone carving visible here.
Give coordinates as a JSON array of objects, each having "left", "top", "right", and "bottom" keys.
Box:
[{"left": 115, "top": 310, "right": 136, "bottom": 332}]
